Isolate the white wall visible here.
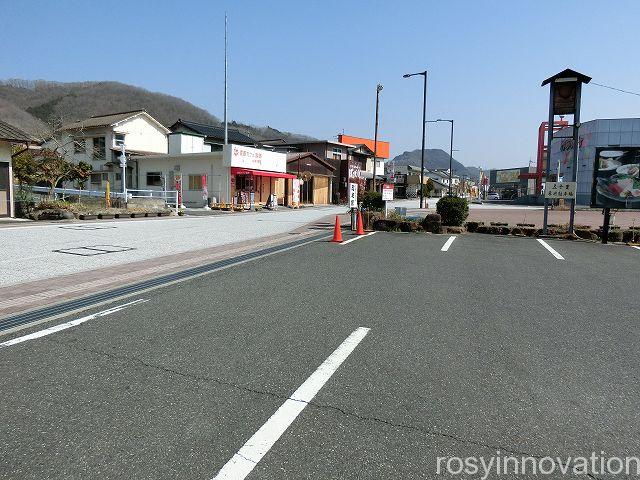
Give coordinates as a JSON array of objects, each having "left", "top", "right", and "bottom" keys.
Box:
[
  {"left": 137, "top": 152, "right": 227, "bottom": 207},
  {"left": 0, "top": 142, "right": 14, "bottom": 217},
  {"left": 168, "top": 133, "right": 210, "bottom": 154},
  {"left": 113, "top": 115, "right": 168, "bottom": 154}
]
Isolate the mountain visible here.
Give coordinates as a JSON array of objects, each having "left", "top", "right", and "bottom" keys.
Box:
[
  {"left": 390, "top": 148, "right": 481, "bottom": 179},
  {"left": 0, "top": 79, "right": 315, "bottom": 143}
]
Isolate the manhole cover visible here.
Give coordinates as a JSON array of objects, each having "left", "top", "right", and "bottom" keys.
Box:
[
  {"left": 53, "top": 245, "right": 136, "bottom": 256},
  {"left": 59, "top": 225, "right": 117, "bottom": 231}
]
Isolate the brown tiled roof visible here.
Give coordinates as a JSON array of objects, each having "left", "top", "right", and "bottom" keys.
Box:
[
  {"left": 58, "top": 110, "right": 147, "bottom": 131},
  {"left": 0, "top": 120, "right": 39, "bottom": 143},
  {"left": 286, "top": 152, "right": 336, "bottom": 171}
]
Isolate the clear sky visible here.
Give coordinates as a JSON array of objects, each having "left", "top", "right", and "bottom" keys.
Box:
[{"left": 1, "top": 0, "right": 640, "bottom": 169}]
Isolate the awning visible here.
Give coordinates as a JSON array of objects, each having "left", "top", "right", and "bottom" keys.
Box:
[{"left": 231, "top": 167, "right": 296, "bottom": 179}]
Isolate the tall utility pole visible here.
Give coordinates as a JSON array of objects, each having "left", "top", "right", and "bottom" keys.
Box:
[
  {"left": 224, "top": 12, "right": 228, "bottom": 146},
  {"left": 426, "top": 119, "right": 454, "bottom": 195},
  {"left": 371, "top": 84, "right": 383, "bottom": 191},
  {"left": 403, "top": 71, "right": 428, "bottom": 208}
]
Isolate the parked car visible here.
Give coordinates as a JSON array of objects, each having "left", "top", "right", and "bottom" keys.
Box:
[{"left": 488, "top": 192, "right": 501, "bottom": 200}]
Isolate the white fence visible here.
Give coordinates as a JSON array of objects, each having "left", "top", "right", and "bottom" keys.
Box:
[{"left": 20, "top": 186, "right": 179, "bottom": 213}]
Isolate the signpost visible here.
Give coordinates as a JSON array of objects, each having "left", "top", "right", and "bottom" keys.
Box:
[
  {"left": 348, "top": 182, "right": 358, "bottom": 230},
  {"left": 382, "top": 183, "right": 394, "bottom": 218},
  {"left": 540, "top": 69, "right": 591, "bottom": 236}
]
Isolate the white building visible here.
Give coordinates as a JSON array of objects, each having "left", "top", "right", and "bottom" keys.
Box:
[
  {"left": 56, "top": 110, "right": 169, "bottom": 190},
  {"left": 138, "top": 141, "right": 295, "bottom": 207},
  {"left": 0, "top": 120, "right": 39, "bottom": 217}
]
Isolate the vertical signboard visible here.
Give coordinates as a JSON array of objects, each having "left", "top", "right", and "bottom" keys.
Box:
[{"left": 348, "top": 182, "right": 358, "bottom": 208}]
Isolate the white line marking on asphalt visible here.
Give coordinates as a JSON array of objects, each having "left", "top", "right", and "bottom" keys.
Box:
[
  {"left": 0, "top": 299, "right": 147, "bottom": 349},
  {"left": 441, "top": 236, "right": 457, "bottom": 252},
  {"left": 212, "top": 326, "right": 371, "bottom": 480},
  {"left": 632, "top": 246, "right": 640, "bottom": 251},
  {"left": 537, "top": 239, "right": 565, "bottom": 260},
  {"left": 341, "top": 231, "right": 376, "bottom": 244}
]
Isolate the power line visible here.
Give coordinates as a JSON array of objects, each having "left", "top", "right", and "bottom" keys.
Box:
[{"left": 590, "top": 82, "right": 640, "bottom": 97}]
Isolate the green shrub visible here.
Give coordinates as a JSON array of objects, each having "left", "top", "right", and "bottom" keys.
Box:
[
  {"left": 516, "top": 223, "right": 535, "bottom": 227},
  {"left": 436, "top": 197, "right": 469, "bottom": 226},
  {"left": 490, "top": 222, "right": 508, "bottom": 227},
  {"left": 361, "top": 191, "right": 384, "bottom": 211},
  {"left": 498, "top": 226, "right": 512, "bottom": 235},
  {"left": 576, "top": 229, "right": 596, "bottom": 240},
  {"left": 608, "top": 230, "right": 623, "bottom": 242},
  {"left": 465, "top": 221, "right": 483, "bottom": 232},
  {"left": 34, "top": 200, "right": 76, "bottom": 212},
  {"left": 522, "top": 228, "right": 536, "bottom": 237},
  {"left": 421, "top": 213, "right": 442, "bottom": 234},
  {"left": 476, "top": 225, "right": 489, "bottom": 234},
  {"left": 511, "top": 227, "right": 523, "bottom": 236}
]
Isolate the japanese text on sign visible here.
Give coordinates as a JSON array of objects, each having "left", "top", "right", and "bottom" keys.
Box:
[{"left": 545, "top": 182, "right": 576, "bottom": 199}]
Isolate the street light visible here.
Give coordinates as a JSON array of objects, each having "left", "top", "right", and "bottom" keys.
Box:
[
  {"left": 426, "top": 119, "right": 454, "bottom": 195},
  {"left": 403, "top": 70, "right": 427, "bottom": 208},
  {"left": 372, "top": 84, "right": 383, "bottom": 191}
]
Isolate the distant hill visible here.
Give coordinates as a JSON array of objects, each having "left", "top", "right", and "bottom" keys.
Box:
[
  {"left": 390, "top": 148, "right": 481, "bottom": 179},
  {"left": 0, "top": 79, "right": 316, "bottom": 143}
]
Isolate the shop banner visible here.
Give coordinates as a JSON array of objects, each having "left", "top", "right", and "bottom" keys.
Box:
[
  {"left": 174, "top": 174, "right": 183, "bottom": 206},
  {"left": 591, "top": 147, "right": 640, "bottom": 208},
  {"left": 292, "top": 179, "right": 301, "bottom": 205},
  {"left": 223, "top": 144, "right": 286, "bottom": 173},
  {"left": 201, "top": 174, "right": 208, "bottom": 201},
  {"left": 496, "top": 169, "right": 521, "bottom": 184}
]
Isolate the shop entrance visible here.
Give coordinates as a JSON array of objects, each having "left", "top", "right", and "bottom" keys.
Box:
[{"left": 0, "top": 162, "right": 10, "bottom": 217}]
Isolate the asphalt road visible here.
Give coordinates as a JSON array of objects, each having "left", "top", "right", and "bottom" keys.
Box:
[{"left": 1, "top": 233, "right": 639, "bottom": 479}]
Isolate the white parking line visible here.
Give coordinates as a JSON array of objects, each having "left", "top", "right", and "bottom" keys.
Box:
[
  {"left": 212, "top": 326, "right": 371, "bottom": 480},
  {"left": 537, "top": 239, "right": 565, "bottom": 260},
  {"left": 341, "top": 231, "right": 376, "bottom": 244},
  {"left": 441, "top": 236, "right": 457, "bottom": 252},
  {"left": 632, "top": 246, "right": 640, "bottom": 251},
  {"left": 0, "top": 299, "right": 147, "bottom": 349}
]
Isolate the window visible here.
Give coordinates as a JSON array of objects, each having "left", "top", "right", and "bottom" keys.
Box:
[
  {"left": 114, "top": 133, "right": 125, "bottom": 148},
  {"left": 146, "top": 172, "right": 163, "bottom": 187},
  {"left": 92, "top": 137, "right": 106, "bottom": 160},
  {"left": 90, "top": 173, "right": 103, "bottom": 186},
  {"left": 188, "top": 174, "right": 203, "bottom": 190},
  {"left": 332, "top": 147, "right": 342, "bottom": 160},
  {"left": 73, "top": 138, "right": 86, "bottom": 153}
]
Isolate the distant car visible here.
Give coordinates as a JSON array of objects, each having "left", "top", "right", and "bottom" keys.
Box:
[{"left": 487, "top": 192, "right": 501, "bottom": 200}]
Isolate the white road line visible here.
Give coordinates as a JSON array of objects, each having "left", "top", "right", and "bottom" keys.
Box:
[
  {"left": 537, "top": 239, "right": 565, "bottom": 260},
  {"left": 632, "top": 246, "right": 640, "bottom": 251},
  {"left": 441, "top": 236, "right": 457, "bottom": 252},
  {"left": 341, "top": 231, "right": 376, "bottom": 244},
  {"left": 0, "top": 299, "right": 147, "bottom": 349},
  {"left": 212, "top": 326, "right": 371, "bottom": 480}
]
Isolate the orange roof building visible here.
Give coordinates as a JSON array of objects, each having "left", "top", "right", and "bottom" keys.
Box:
[{"left": 338, "top": 134, "right": 390, "bottom": 159}]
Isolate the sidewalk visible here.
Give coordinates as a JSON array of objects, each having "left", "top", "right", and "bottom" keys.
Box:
[
  {"left": 0, "top": 212, "right": 347, "bottom": 321},
  {"left": 0, "top": 206, "right": 344, "bottom": 287}
]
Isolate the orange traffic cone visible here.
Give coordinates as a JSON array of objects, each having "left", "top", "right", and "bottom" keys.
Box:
[
  {"left": 331, "top": 215, "right": 343, "bottom": 242},
  {"left": 356, "top": 210, "right": 365, "bottom": 235}
]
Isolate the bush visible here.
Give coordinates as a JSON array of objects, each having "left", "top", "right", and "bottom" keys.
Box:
[
  {"left": 511, "top": 227, "right": 523, "bottom": 236},
  {"left": 373, "top": 219, "right": 399, "bottom": 231},
  {"left": 421, "top": 213, "right": 442, "bottom": 234},
  {"left": 498, "top": 226, "right": 512, "bottom": 235},
  {"left": 436, "top": 197, "right": 469, "bottom": 226},
  {"left": 476, "top": 225, "right": 489, "bottom": 234},
  {"left": 490, "top": 222, "right": 508, "bottom": 227},
  {"left": 608, "top": 230, "right": 623, "bottom": 242},
  {"left": 576, "top": 229, "right": 596, "bottom": 240},
  {"left": 516, "top": 223, "right": 535, "bottom": 227},
  {"left": 522, "top": 228, "right": 536, "bottom": 237},
  {"left": 34, "top": 200, "right": 77, "bottom": 212},
  {"left": 622, "top": 229, "right": 639, "bottom": 243},
  {"left": 465, "top": 221, "right": 483, "bottom": 232},
  {"left": 361, "top": 191, "right": 384, "bottom": 211}
]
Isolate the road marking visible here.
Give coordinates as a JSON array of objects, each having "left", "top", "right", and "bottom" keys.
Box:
[
  {"left": 632, "top": 246, "right": 640, "bottom": 251},
  {"left": 537, "top": 239, "right": 565, "bottom": 260},
  {"left": 341, "top": 231, "right": 376, "bottom": 244},
  {"left": 441, "top": 236, "right": 457, "bottom": 252},
  {"left": 0, "top": 299, "right": 147, "bottom": 349},
  {"left": 212, "top": 326, "right": 371, "bottom": 480}
]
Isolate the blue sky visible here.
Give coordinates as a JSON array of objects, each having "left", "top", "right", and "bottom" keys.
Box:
[{"left": 1, "top": 0, "right": 640, "bottom": 169}]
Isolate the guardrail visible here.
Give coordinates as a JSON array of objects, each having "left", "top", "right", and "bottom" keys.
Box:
[{"left": 18, "top": 186, "right": 180, "bottom": 214}]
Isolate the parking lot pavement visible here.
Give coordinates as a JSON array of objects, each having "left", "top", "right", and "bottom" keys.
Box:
[{"left": 1, "top": 232, "right": 639, "bottom": 479}]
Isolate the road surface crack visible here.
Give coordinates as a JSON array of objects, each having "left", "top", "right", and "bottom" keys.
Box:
[{"left": 46, "top": 337, "right": 605, "bottom": 476}]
